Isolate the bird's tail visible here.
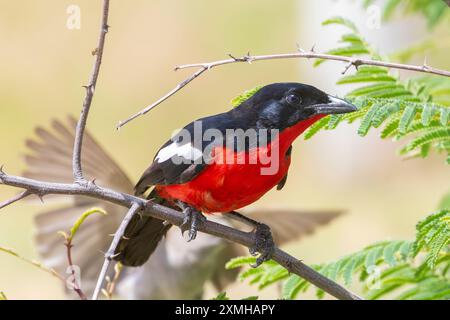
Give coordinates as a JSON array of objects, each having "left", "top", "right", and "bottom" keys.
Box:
[{"left": 113, "top": 189, "right": 173, "bottom": 266}]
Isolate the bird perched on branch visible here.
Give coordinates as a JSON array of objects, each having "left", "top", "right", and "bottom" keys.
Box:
[
  {"left": 114, "top": 82, "right": 356, "bottom": 268},
  {"left": 25, "top": 117, "right": 342, "bottom": 299}
]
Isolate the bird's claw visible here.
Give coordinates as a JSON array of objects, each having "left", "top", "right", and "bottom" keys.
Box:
[
  {"left": 180, "top": 206, "right": 206, "bottom": 242},
  {"left": 249, "top": 223, "right": 275, "bottom": 268}
]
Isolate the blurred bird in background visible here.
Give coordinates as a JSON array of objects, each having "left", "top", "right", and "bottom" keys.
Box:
[{"left": 24, "top": 117, "right": 341, "bottom": 299}]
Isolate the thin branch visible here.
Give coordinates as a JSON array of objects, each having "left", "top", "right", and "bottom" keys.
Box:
[
  {"left": 72, "top": 0, "right": 110, "bottom": 182},
  {"left": 103, "top": 262, "right": 123, "bottom": 299},
  {"left": 92, "top": 202, "right": 141, "bottom": 300},
  {"left": 116, "top": 67, "right": 207, "bottom": 129},
  {"left": 64, "top": 237, "right": 87, "bottom": 300},
  {"left": 0, "top": 245, "right": 64, "bottom": 282},
  {"left": 117, "top": 50, "right": 450, "bottom": 129},
  {"left": 0, "top": 171, "right": 362, "bottom": 300},
  {"left": 0, "top": 190, "right": 31, "bottom": 210}
]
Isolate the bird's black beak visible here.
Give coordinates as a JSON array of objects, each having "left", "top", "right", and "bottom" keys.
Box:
[{"left": 306, "top": 96, "right": 357, "bottom": 115}]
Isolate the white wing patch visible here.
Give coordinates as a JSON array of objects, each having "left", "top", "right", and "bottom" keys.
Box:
[{"left": 155, "top": 142, "right": 203, "bottom": 163}]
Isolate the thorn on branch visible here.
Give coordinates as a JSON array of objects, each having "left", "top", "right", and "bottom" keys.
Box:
[
  {"left": 423, "top": 56, "right": 430, "bottom": 71},
  {"left": 115, "top": 121, "right": 123, "bottom": 131},
  {"left": 105, "top": 251, "right": 120, "bottom": 261},
  {"left": 342, "top": 62, "right": 353, "bottom": 75},
  {"left": 243, "top": 51, "right": 254, "bottom": 64},
  {"left": 0, "top": 190, "right": 32, "bottom": 210},
  {"left": 342, "top": 59, "right": 362, "bottom": 75},
  {"left": 37, "top": 193, "right": 45, "bottom": 204},
  {"left": 295, "top": 43, "right": 304, "bottom": 53},
  {"left": 227, "top": 53, "right": 239, "bottom": 61},
  {"left": 82, "top": 84, "right": 95, "bottom": 95},
  {"left": 228, "top": 53, "right": 252, "bottom": 63}
]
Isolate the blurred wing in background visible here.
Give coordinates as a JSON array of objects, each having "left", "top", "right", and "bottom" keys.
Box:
[
  {"left": 24, "top": 117, "right": 134, "bottom": 296},
  {"left": 25, "top": 118, "right": 342, "bottom": 299}
]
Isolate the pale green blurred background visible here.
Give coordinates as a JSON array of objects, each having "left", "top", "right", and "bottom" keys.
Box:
[{"left": 0, "top": 0, "right": 449, "bottom": 299}]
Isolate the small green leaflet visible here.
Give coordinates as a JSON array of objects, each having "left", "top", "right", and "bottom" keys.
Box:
[{"left": 231, "top": 86, "right": 263, "bottom": 107}]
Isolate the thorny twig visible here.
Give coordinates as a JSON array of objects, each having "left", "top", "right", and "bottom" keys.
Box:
[
  {"left": 117, "top": 48, "right": 450, "bottom": 129},
  {"left": 92, "top": 203, "right": 141, "bottom": 300},
  {"left": 64, "top": 236, "right": 87, "bottom": 300},
  {"left": 72, "top": 0, "right": 110, "bottom": 183}
]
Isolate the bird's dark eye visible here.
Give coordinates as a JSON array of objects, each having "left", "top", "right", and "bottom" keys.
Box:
[{"left": 286, "top": 94, "right": 301, "bottom": 106}]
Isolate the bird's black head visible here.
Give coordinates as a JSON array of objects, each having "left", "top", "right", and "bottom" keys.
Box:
[{"left": 233, "top": 82, "right": 357, "bottom": 130}]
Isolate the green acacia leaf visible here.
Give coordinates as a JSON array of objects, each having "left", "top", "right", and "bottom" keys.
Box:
[
  {"left": 383, "top": 241, "right": 408, "bottom": 267},
  {"left": 366, "top": 88, "right": 412, "bottom": 99},
  {"left": 282, "top": 274, "right": 304, "bottom": 299},
  {"left": 364, "top": 246, "right": 384, "bottom": 269},
  {"left": 439, "top": 107, "right": 450, "bottom": 125},
  {"left": 212, "top": 292, "right": 228, "bottom": 300},
  {"left": 404, "top": 128, "right": 450, "bottom": 152},
  {"left": 347, "top": 83, "right": 401, "bottom": 97},
  {"left": 372, "top": 102, "right": 401, "bottom": 128},
  {"left": 342, "top": 256, "right": 359, "bottom": 285},
  {"left": 337, "top": 74, "right": 397, "bottom": 84},
  {"left": 398, "top": 105, "right": 417, "bottom": 134},
  {"left": 421, "top": 104, "right": 436, "bottom": 126},
  {"left": 225, "top": 256, "right": 257, "bottom": 269},
  {"left": 327, "top": 114, "right": 344, "bottom": 130},
  {"left": 426, "top": 229, "right": 448, "bottom": 269},
  {"left": 322, "top": 16, "right": 357, "bottom": 31},
  {"left": 304, "top": 116, "right": 331, "bottom": 140},
  {"left": 340, "top": 33, "right": 364, "bottom": 45},
  {"left": 382, "top": 0, "right": 402, "bottom": 20},
  {"left": 358, "top": 103, "right": 382, "bottom": 136},
  {"left": 356, "top": 66, "right": 389, "bottom": 74},
  {"left": 239, "top": 267, "right": 264, "bottom": 281},
  {"left": 231, "top": 86, "right": 263, "bottom": 107}
]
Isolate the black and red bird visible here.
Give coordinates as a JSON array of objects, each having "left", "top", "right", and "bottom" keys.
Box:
[{"left": 115, "top": 82, "right": 356, "bottom": 267}]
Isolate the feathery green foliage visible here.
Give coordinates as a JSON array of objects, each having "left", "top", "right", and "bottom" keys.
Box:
[
  {"left": 413, "top": 209, "right": 450, "bottom": 268},
  {"left": 304, "top": 17, "right": 450, "bottom": 164},
  {"left": 225, "top": 195, "right": 450, "bottom": 300},
  {"left": 227, "top": 240, "right": 412, "bottom": 299},
  {"left": 231, "top": 85, "right": 263, "bottom": 107},
  {"left": 226, "top": 208, "right": 450, "bottom": 300},
  {"left": 211, "top": 292, "right": 258, "bottom": 300},
  {"left": 211, "top": 292, "right": 229, "bottom": 300},
  {"left": 365, "top": 258, "right": 450, "bottom": 300},
  {"left": 362, "top": 0, "right": 450, "bottom": 28}
]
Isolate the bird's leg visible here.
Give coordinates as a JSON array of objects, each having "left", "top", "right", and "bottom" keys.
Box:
[
  {"left": 227, "top": 211, "right": 275, "bottom": 268},
  {"left": 176, "top": 201, "right": 206, "bottom": 242}
]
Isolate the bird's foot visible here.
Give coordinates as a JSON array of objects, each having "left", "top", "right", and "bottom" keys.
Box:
[
  {"left": 249, "top": 223, "right": 275, "bottom": 268},
  {"left": 179, "top": 205, "right": 206, "bottom": 242}
]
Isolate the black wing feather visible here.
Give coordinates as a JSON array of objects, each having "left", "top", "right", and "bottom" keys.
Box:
[{"left": 134, "top": 109, "right": 273, "bottom": 196}]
